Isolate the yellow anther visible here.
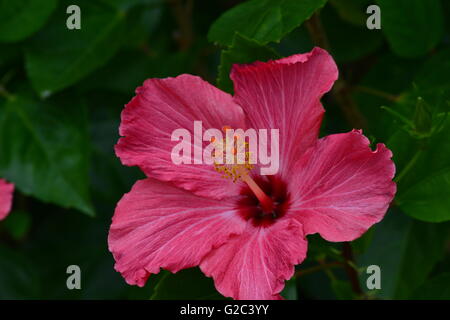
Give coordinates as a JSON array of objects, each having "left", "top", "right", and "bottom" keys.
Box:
[{"left": 210, "top": 130, "right": 254, "bottom": 183}]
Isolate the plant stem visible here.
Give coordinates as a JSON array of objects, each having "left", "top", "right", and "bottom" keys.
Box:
[
  {"left": 318, "top": 259, "right": 337, "bottom": 281},
  {"left": 353, "top": 85, "right": 400, "bottom": 103},
  {"left": 294, "top": 261, "right": 343, "bottom": 278},
  {"left": 166, "top": 0, "right": 194, "bottom": 51},
  {"left": 342, "top": 243, "right": 363, "bottom": 296},
  {"left": 305, "top": 12, "right": 330, "bottom": 50},
  {"left": 333, "top": 82, "right": 368, "bottom": 129},
  {"left": 305, "top": 12, "right": 367, "bottom": 129}
]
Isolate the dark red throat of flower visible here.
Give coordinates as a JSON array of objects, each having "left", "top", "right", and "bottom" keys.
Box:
[
  {"left": 241, "top": 174, "right": 274, "bottom": 213},
  {"left": 237, "top": 176, "right": 290, "bottom": 227},
  {"left": 212, "top": 126, "right": 290, "bottom": 226}
]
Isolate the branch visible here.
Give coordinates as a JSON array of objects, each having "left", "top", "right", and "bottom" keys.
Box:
[
  {"left": 166, "top": 0, "right": 194, "bottom": 51},
  {"left": 294, "top": 261, "right": 343, "bottom": 278},
  {"left": 305, "top": 12, "right": 367, "bottom": 129},
  {"left": 353, "top": 85, "right": 400, "bottom": 103},
  {"left": 342, "top": 243, "right": 363, "bottom": 296}
]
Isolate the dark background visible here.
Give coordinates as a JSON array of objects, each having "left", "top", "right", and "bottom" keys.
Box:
[{"left": 0, "top": 0, "right": 449, "bottom": 299}]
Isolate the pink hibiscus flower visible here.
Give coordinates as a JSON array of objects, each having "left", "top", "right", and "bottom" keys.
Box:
[
  {"left": 108, "top": 47, "right": 396, "bottom": 300},
  {"left": 0, "top": 179, "right": 14, "bottom": 220}
]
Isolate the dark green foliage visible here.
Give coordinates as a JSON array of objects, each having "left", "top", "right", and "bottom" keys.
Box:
[
  {"left": 376, "top": 0, "right": 444, "bottom": 58},
  {"left": 0, "top": 0, "right": 58, "bottom": 42},
  {"left": 217, "top": 33, "right": 279, "bottom": 93},
  {"left": 0, "top": 0, "right": 449, "bottom": 300},
  {"left": 208, "top": 0, "right": 328, "bottom": 46}
]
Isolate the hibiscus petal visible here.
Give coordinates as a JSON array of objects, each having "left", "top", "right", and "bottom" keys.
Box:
[
  {"left": 116, "top": 74, "right": 246, "bottom": 199},
  {"left": 290, "top": 130, "right": 396, "bottom": 242},
  {"left": 0, "top": 179, "right": 14, "bottom": 220},
  {"left": 200, "top": 218, "right": 307, "bottom": 300},
  {"left": 231, "top": 47, "right": 338, "bottom": 177},
  {"left": 108, "top": 178, "right": 247, "bottom": 287}
]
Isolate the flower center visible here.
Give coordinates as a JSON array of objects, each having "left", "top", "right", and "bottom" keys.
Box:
[
  {"left": 237, "top": 176, "right": 290, "bottom": 227},
  {"left": 211, "top": 126, "right": 288, "bottom": 226},
  {"left": 211, "top": 126, "right": 274, "bottom": 213}
]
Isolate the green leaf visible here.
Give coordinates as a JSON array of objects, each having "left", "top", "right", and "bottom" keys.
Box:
[
  {"left": 0, "top": 44, "right": 21, "bottom": 70},
  {"left": 217, "top": 33, "right": 280, "bottom": 93},
  {"left": 414, "top": 48, "right": 450, "bottom": 93},
  {"left": 2, "top": 210, "right": 32, "bottom": 240},
  {"left": 381, "top": 105, "right": 414, "bottom": 128},
  {"left": 0, "top": 0, "right": 58, "bottom": 43},
  {"left": 329, "top": 0, "right": 371, "bottom": 26},
  {"left": 99, "top": 0, "right": 161, "bottom": 11},
  {"left": 376, "top": 0, "right": 444, "bottom": 58},
  {"left": 25, "top": 0, "right": 126, "bottom": 97},
  {"left": 0, "top": 90, "right": 94, "bottom": 216},
  {"left": 307, "top": 233, "right": 341, "bottom": 261},
  {"left": 150, "top": 268, "right": 224, "bottom": 300},
  {"left": 0, "top": 244, "right": 40, "bottom": 299},
  {"left": 21, "top": 208, "right": 142, "bottom": 299},
  {"left": 87, "top": 91, "right": 143, "bottom": 211},
  {"left": 411, "top": 273, "right": 450, "bottom": 299},
  {"left": 281, "top": 278, "right": 298, "bottom": 300},
  {"left": 122, "top": 2, "right": 162, "bottom": 48},
  {"left": 208, "top": 0, "right": 328, "bottom": 46},
  {"left": 357, "top": 210, "right": 449, "bottom": 299},
  {"left": 354, "top": 48, "right": 450, "bottom": 141},
  {"left": 331, "top": 279, "right": 354, "bottom": 300},
  {"left": 322, "top": 5, "right": 383, "bottom": 63},
  {"left": 388, "top": 116, "right": 450, "bottom": 222},
  {"left": 81, "top": 50, "right": 193, "bottom": 94},
  {"left": 398, "top": 169, "right": 450, "bottom": 223}
]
